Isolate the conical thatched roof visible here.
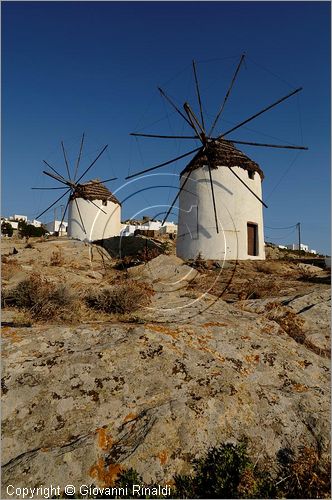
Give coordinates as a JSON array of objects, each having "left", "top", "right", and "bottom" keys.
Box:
[
  {"left": 181, "top": 139, "right": 264, "bottom": 180},
  {"left": 70, "top": 179, "right": 121, "bottom": 205}
]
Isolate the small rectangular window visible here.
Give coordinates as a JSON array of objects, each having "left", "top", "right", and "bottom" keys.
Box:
[
  {"left": 102, "top": 200, "right": 107, "bottom": 206},
  {"left": 248, "top": 171, "right": 255, "bottom": 180}
]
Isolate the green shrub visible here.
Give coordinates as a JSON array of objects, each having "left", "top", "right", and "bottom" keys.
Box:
[
  {"left": 18, "top": 221, "right": 47, "bottom": 239},
  {"left": 173, "top": 439, "right": 273, "bottom": 498},
  {"left": 55, "top": 440, "right": 331, "bottom": 499},
  {"left": 1, "top": 221, "right": 13, "bottom": 237}
]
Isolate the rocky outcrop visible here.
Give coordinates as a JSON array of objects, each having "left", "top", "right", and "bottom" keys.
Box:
[
  {"left": 128, "top": 254, "right": 198, "bottom": 292},
  {"left": 239, "top": 289, "right": 331, "bottom": 357},
  {"left": 2, "top": 291, "right": 330, "bottom": 494}
]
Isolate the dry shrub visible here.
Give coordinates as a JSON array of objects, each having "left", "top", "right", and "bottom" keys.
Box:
[
  {"left": 237, "top": 281, "right": 262, "bottom": 300},
  {"left": 86, "top": 280, "right": 154, "bottom": 314},
  {"left": 3, "top": 274, "right": 78, "bottom": 322},
  {"left": 50, "top": 247, "right": 65, "bottom": 266},
  {"left": 236, "top": 276, "right": 281, "bottom": 300},
  {"left": 115, "top": 247, "right": 162, "bottom": 270},
  {"left": 277, "top": 446, "right": 331, "bottom": 499},
  {"left": 1, "top": 259, "right": 20, "bottom": 280},
  {"left": 138, "top": 246, "right": 160, "bottom": 262}
]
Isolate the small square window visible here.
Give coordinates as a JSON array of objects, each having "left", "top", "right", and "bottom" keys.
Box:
[
  {"left": 248, "top": 171, "right": 255, "bottom": 180},
  {"left": 102, "top": 200, "right": 107, "bottom": 206}
]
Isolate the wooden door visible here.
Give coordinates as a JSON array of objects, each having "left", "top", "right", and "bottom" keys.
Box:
[{"left": 247, "top": 223, "right": 258, "bottom": 256}]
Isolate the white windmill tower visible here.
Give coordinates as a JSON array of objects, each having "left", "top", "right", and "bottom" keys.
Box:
[
  {"left": 176, "top": 139, "right": 265, "bottom": 260},
  {"left": 126, "top": 55, "right": 308, "bottom": 260},
  {"left": 33, "top": 134, "right": 121, "bottom": 242}
]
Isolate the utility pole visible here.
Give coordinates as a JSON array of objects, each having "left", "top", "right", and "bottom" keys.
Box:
[
  {"left": 60, "top": 205, "right": 65, "bottom": 235},
  {"left": 297, "top": 222, "right": 301, "bottom": 255}
]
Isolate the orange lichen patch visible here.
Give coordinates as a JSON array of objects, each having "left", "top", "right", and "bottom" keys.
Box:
[
  {"left": 89, "top": 458, "right": 123, "bottom": 487},
  {"left": 2, "top": 329, "right": 26, "bottom": 343},
  {"left": 96, "top": 427, "right": 113, "bottom": 451},
  {"left": 291, "top": 383, "right": 309, "bottom": 393},
  {"left": 200, "top": 346, "right": 225, "bottom": 362},
  {"left": 297, "top": 360, "right": 313, "bottom": 368},
  {"left": 158, "top": 450, "right": 168, "bottom": 465},
  {"left": 241, "top": 336, "right": 251, "bottom": 341},
  {"left": 146, "top": 324, "right": 178, "bottom": 339},
  {"left": 165, "top": 343, "right": 183, "bottom": 355},
  {"left": 245, "top": 354, "right": 260, "bottom": 364},
  {"left": 203, "top": 322, "right": 227, "bottom": 328},
  {"left": 41, "top": 447, "right": 50, "bottom": 452},
  {"left": 197, "top": 337, "right": 208, "bottom": 345},
  {"left": 124, "top": 412, "right": 137, "bottom": 423},
  {"left": 261, "top": 324, "right": 277, "bottom": 335},
  {"left": 1, "top": 326, "right": 11, "bottom": 333}
]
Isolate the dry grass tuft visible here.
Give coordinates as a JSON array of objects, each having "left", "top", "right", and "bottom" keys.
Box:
[
  {"left": 236, "top": 277, "right": 280, "bottom": 300},
  {"left": 1, "top": 259, "right": 20, "bottom": 280},
  {"left": 277, "top": 446, "right": 331, "bottom": 499},
  {"left": 2, "top": 273, "right": 78, "bottom": 322},
  {"left": 50, "top": 247, "right": 65, "bottom": 266},
  {"left": 86, "top": 280, "right": 154, "bottom": 314}
]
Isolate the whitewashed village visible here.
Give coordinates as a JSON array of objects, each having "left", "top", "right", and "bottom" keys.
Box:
[
  {"left": 0, "top": 212, "right": 319, "bottom": 255},
  {"left": 2, "top": 3, "right": 331, "bottom": 499}
]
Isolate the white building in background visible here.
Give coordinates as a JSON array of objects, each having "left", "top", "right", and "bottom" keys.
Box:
[
  {"left": 11, "top": 214, "right": 28, "bottom": 222},
  {"left": 120, "top": 219, "right": 178, "bottom": 237},
  {"left": 159, "top": 222, "right": 177, "bottom": 236},
  {"left": 68, "top": 180, "right": 121, "bottom": 242},
  {"left": 286, "top": 243, "right": 309, "bottom": 252},
  {"left": 177, "top": 139, "right": 265, "bottom": 261},
  {"left": 5, "top": 215, "right": 41, "bottom": 228},
  {"left": 44, "top": 220, "right": 68, "bottom": 235},
  {"left": 29, "top": 219, "right": 42, "bottom": 227},
  {"left": 120, "top": 224, "right": 136, "bottom": 237}
]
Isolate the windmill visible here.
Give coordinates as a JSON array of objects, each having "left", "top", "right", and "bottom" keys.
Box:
[
  {"left": 125, "top": 54, "right": 308, "bottom": 260},
  {"left": 32, "top": 134, "right": 121, "bottom": 242}
]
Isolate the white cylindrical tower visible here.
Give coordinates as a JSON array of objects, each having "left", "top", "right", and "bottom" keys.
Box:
[
  {"left": 176, "top": 140, "right": 265, "bottom": 261},
  {"left": 68, "top": 180, "right": 121, "bottom": 242}
]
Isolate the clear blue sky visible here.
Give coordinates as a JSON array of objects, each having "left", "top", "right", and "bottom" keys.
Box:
[{"left": 2, "top": 1, "right": 330, "bottom": 254}]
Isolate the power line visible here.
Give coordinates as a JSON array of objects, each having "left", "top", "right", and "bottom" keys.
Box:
[{"left": 264, "top": 224, "right": 297, "bottom": 230}]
